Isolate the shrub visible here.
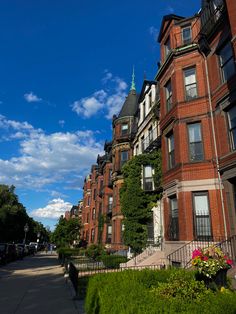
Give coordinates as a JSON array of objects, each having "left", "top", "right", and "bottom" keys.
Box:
[
  {"left": 85, "top": 268, "right": 236, "bottom": 314},
  {"left": 101, "top": 255, "right": 127, "bottom": 269},
  {"left": 57, "top": 247, "right": 81, "bottom": 261},
  {"left": 152, "top": 271, "right": 210, "bottom": 301},
  {"left": 85, "top": 244, "right": 105, "bottom": 261}
]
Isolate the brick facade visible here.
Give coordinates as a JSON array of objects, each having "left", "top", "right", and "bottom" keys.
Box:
[{"left": 81, "top": 0, "right": 236, "bottom": 253}]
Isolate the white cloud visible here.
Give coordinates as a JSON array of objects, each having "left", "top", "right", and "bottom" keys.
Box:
[
  {"left": 24, "top": 92, "right": 42, "bottom": 103},
  {"left": 72, "top": 93, "right": 106, "bottom": 118},
  {"left": 149, "top": 26, "right": 159, "bottom": 40},
  {"left": 72, "top": 72, "right": 127, "bottom": 119},
  {"left": 59, "top": 120, "right": 65, "bottom": 128},
  {"left": 0, "top": 115, "right": 103, "bottom": 189},
  {"left": 31, "top": 198, "right": 72, "bottom": 219},
  {"left": 166, "top": 5, "right": 174, "bottom": 13}
]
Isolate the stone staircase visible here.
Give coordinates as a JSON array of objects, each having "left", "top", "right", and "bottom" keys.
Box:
[{"left": 120, "top": 246, "right": 167, "bottom": 268}]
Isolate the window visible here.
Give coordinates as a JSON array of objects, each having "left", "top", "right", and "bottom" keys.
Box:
[
  {"left": 143, "top": 102, "right": 146, "bottom": 119},
  {"left": 167, "top": 132, "right": 175, "bottom": 169},
  {"left": 165, "top": 80, "right": 172, "bottom": 112},
  {"left": 188, "top": 123, "right": 204, "bottom": 161},
  {"left": 93, "top": 189, "right": 96, "bottom": 200},
  {"left": 135, "top": 144, "right": 139, "bottom": 155},
  {"left": 227, "top": 106, "right": 236, "bottom": 150},
  {"left": 164, "top": 37, "right": 171, "bottom": 58},
  {"left": 169, "top": 196, "right": 179, "bottom": 240},
  {"left": 86, "top": 213, "right": 89, "bottom": 223},
  {"left": 91, "top": 229, "right": 95, "bottom": 242},
  {"left": 141, "top": 136, "right": 145, "bottom": 152},
  {"left": 148, "top": 126, "right": 153, "bottom": 144},
  {"left": 99, "top": 180, "right": 103, "bottom": 195},
  {"left": 184, "top": 67, "right": 197, "bottom": 100},
  {"left": 92, "top": 208, "right": 96, "bottom": 220},
  {"left": 219, "top": 42, "right": 235, "bottom": 83},
  {"left": 120, "top": 150, "right": 128, "bottom": 168},
  {"left": 108, "top": 169, "right": 112, "bottom": 186},
  {"left": 149, "top": 91, "right": 153, "bottom": 108},
  {"left": 193, "top": 193, "right": 212, "bottom": 240},
  {"left": 121, "top": 123, "right": 128, "bottom": 136},
  {"left": 182, "top": 26, "right": 192, "bottom": 45},
  {"left": 143, "top": 165, "right": 154, "bottom": 191},
  {"left": 87, "top": 196, "right": 91, "bottom": 206},
  {"left": 108, "top": 196, "right": 113, "bottom": 212},
  {"left": 99, "top": 202, "right": 102, "bottom": 215},
  {"left": 107, "top": 225, "right": 112, "bottom": 243}
]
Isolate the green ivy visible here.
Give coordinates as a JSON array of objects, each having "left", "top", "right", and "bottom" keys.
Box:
[
  {"left": 98, "top": 213, "right": 105, "bottom": 244},
  {"left": 120, "top": 150, "right": 162, "bottom": 253}
]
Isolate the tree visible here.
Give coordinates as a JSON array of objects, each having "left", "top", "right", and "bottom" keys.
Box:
[
  {"left": 120, "top": 150, "right": 162, "bottom": 254},
  {"left": 0, "top": 185, "right": 28, "bottom": 242},
  {"left": 51, "top": 216, "right": 81, "bottom": 247},
  {"left": 0, "top": 184, "right": 50, "bottom": 243}
]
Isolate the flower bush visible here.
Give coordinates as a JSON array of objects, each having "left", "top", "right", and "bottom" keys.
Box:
[{"left": 192, "top": 245, "right": 233, "bottom": 278}]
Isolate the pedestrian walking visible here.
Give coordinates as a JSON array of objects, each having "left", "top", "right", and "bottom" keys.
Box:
[
  {"left": 50, "top": 243, "right": 53, "bottom": 254},
  {"left": 45, "top": 244, "right": 48, "bottom": 254}
]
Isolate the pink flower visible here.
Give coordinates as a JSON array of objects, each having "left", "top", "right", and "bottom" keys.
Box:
[
  {"left": 226, "top": 259, "right": 233, "bottom": 266},
  {"left": 192, "top": 249, "right": 202, "bottom": 259},
  {"left": 203, "top": 256, "right": 208, "bottom": 261}
]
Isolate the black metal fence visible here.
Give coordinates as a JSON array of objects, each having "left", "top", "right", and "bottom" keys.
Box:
[{"left": 167, "top": 235, "right": 236, "bottom": 268}]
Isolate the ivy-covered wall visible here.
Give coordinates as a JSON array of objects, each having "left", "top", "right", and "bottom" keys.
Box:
[{"left": 120, "top": 150, "right": 162, "bottom": 253}]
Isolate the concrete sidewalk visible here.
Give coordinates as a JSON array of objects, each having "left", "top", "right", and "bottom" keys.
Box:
[{"left": 0, "top": 252, "right": 83, "bottom": 314}]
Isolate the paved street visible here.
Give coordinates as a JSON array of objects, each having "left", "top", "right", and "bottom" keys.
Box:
[{"left": 0, "top": 252, "right": 81, "bottom": 314}]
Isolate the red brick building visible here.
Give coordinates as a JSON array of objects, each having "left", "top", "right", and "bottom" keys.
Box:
[
  {"left": 157, "top": 0, "right": 236, "bottom": 253},
  {"left": 81, "top": 0, "right": 236, "bottom": 258}
]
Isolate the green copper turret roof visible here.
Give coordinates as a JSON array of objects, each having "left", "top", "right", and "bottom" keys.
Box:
[{"left": 130, "top": 66, "right": 136, "bottom": 91}]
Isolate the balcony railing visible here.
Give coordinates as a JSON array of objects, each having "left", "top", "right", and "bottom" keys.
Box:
[
  {"left": 141, "top": 126, "right": 160, "bottom": 153},
  {"left": 200, "top": 0, "right": 225, "bottom": 37}
]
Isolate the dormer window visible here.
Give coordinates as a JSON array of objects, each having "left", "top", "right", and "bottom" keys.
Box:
[
  {"left": 121, "top": 123, "right": 128, "bottom": 136},
  {"left": 182, "top": 26, "right": 192, "bottom": 45},
  {"left": 164, "top": 37, "right": 171, "bottom": 59}
]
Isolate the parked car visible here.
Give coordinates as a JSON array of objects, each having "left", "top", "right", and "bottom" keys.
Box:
[
  {"left": 29, "top": 242, "right": 38, "bottom": 251},
  {"left": 16, "top": 244, "right": 24, "bottom": 259},
  {"left": 28, "top": 244, "right": 36, "bottom": 255},
  {"left": 6, "top": 244, "right": 17, "bottom": 262},
  {"left": 0, "top": 243, "right": 7, "bottom": 265}
]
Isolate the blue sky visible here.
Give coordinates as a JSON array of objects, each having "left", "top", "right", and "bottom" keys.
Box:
[{"left": 0, "top": 0, "right": 201, "bottom": 230}]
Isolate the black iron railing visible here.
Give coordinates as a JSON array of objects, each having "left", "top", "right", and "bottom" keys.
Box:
[{"left": 167, "top": 235, "right": 236, "bottom": 268}]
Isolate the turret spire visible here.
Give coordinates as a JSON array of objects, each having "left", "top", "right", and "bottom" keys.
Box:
[{"left": 130, "top": 66, "right": 136, "bottom": 91}]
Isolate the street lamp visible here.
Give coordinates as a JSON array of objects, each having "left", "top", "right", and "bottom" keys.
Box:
[
  {"left": 24, "top": 223, "right": 29, "bottom": 244},
  {"left": 37, "top": 231, "right": 41, "bottom": 242}
]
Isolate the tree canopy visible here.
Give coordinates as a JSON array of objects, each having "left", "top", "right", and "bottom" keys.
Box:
[
  {"left": 0, "top": 184, "right": 50, "bottom": 243},
  {"left": 51, "top": 215, "right": 81, "bottom": 247},
  {"left": 120, "top": 150, "right": 162, "bottom": 254}
]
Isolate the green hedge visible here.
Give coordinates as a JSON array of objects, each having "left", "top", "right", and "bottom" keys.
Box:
[
  {"left": 101, "top": 255, "right": 127, "bottom": 269},
  {"left": 57, "top": 247, "right": 81, "bottom": 260},
  {"left": 85, "top": 269, "right": 236, "bottom": 314}
]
